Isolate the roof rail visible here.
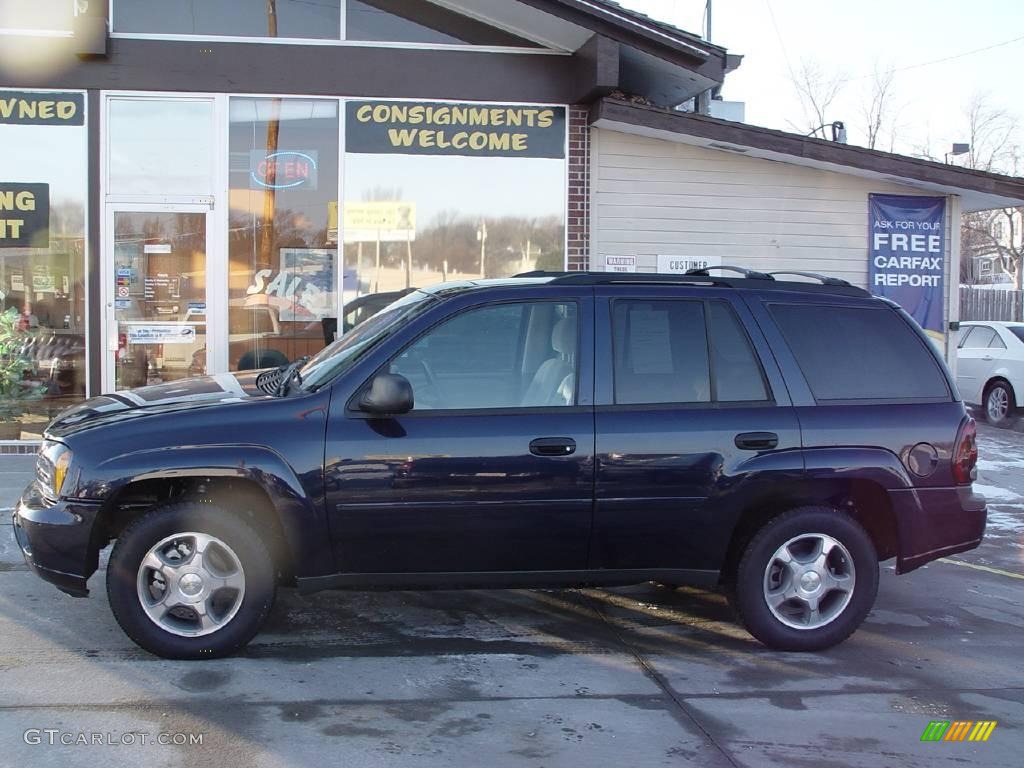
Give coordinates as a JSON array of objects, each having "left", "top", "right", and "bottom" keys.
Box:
[
  {"left": 508, "top": 269, "right": 869, "bottom": 295},
  {"left": 513, "top": 271, "right": 730, "bottom": 287},
  {"left": 768, "top": 271, "right": 852, "bottom": 287},
  {"left": 684, "top": 265, "right": 775, "bottom": 280}
]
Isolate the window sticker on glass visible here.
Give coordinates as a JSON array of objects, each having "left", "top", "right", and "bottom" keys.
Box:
[{"left": 629, "top": 309, "right": 674, "bottom": 375}]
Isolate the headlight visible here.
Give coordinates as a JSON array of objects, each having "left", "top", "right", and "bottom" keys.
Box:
[
  {"left": 53, "top": 450, "right": 72, "bottom": 497},
  {"left": 37, "top": 441, "right": 74, "bottom": 499}
]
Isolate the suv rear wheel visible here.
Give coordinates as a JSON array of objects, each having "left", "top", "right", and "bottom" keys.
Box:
[
  {"left": 107, "top": 501, "right": 276, "bottom": 659},
  {"left": 733, "top": 506, "right": 878, "bottom": 651}
]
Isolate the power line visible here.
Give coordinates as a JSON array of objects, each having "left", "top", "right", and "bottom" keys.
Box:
[
  {"left": 763, "top": 0, "right": 797, "bottom": 84},
  {"left": 843, "top": 34, "right": 1024, "bottom": 82}
]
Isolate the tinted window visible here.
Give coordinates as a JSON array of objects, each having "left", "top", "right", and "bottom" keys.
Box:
[
  {"left": 770, "top": 304, "right": 949, "bottom": 401},
  {"left": 114, "top": 0, "right": 341, "bottom": 39},
  {"left": 612, "top": 300, "right": 711, "bottom": 404},
  {"left": 1009, "top": 327, "right": 1024, "bottom": 345},
  {"left": 708, "top": 302, "right": 769, "bottom": 402},
  {"left": 962, "top": 326, "right": 996, "bottom": 349},
  {"left": 390, "top": 302, "right": 577, "bottom": 410}
]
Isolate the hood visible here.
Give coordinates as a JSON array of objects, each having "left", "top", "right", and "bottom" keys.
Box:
[{"left": 45, "top": 371, "right": 270, "bottom": 439}]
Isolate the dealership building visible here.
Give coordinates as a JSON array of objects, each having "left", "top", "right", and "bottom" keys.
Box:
[{"left": 2, "top": 0, "right": 1024, "bottom": 442}]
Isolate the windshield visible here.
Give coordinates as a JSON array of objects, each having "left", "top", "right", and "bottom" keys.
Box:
[{"left": 299, "top": 290, "right": 436, "bottom": 391}]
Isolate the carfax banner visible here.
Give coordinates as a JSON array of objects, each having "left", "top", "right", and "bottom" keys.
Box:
[
  {"left": 868, "top": 194, "right": 946, "bottom": 339},
  {"left": 346, "top": 101, "right": 566, "bottom": 158}
]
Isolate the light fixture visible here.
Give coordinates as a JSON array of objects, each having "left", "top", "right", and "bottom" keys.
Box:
[{"left": 945, "top": 143, "right": 970, "bottom": 164}]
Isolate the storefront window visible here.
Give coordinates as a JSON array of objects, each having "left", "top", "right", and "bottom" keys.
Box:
[
  {"left": 227, "top": 97, "right": 339, "bottom": 371},
  {"left": 342, "top": 101, "right": 566, "bottom": 303},
  {"left": 0, "top": 89, "right": 86, "bottom": 440},
  {"left": 108, "top": 98, "right": 215, "bottom": 196},
  {"left": 113, "top": 0, "right": 341, "bottom": 39},
  {"left": 0, "top": 0, "right": 72, "bottom": 31}
]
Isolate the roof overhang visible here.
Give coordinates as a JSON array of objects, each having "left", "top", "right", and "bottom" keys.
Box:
[
  {"left": 429, "top": 0, "right": 730, "bottom": 104},
  {"left": 591, "top": 98, "right": 1024, "bottom": 212}
]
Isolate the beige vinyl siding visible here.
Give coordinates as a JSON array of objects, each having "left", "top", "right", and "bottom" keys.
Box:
[{"left": 590, "top": 128, "right": 956, "bottom": 354}]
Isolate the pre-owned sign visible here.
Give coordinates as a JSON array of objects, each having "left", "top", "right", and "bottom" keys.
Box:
[
  {"left": 0, "top": 183, "right": 49, "bottom": 248},
  {"left": 0, "top": 91, "right": 84, "bottom": 126},
  {"left": 347, "top": 102, "right": 566, "bottom": 158}
]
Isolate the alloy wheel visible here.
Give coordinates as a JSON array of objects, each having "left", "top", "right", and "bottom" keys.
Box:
[
  {"left": 762, "top": 533, "right": 856, "bottom": 630},
  {"left": 136, "top": 532, "right": 246, "bottom": 637}
]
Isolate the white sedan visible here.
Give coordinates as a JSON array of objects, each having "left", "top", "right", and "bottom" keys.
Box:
[{"left": 956, "top": 321, "right": 1024, "bottom": 426}]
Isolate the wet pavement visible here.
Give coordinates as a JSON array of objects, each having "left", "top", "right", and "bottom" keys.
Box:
[{"left": 0, "top": 426, "right": 1021, "bottom": 767}]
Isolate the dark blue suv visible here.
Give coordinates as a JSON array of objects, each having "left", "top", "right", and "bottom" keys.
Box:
[{"left": 14, "top": 269, "right": 986, "bottom": 658}]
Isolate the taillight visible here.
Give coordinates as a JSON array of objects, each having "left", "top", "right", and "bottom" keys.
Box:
[{"left": 952, "top": 417, "right": 978, "bottom": 485}]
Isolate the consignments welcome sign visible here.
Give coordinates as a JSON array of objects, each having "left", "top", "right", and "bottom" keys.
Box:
[{"left": 346, "top": 101, "right": 566, "bottom": 159}]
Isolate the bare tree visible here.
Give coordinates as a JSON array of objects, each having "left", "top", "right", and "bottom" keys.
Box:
[
  {"left": 788, "top": 59, "right": 845, "bottom": 135},
  {"left": 957, "top": 93, "right": 1023, "bottom": 287},
  {"left": 859, "top": 62, "right": 904, "bottom": 151},
  {"left": 964, "top": 93, "right": 1018, "bottom": 172}
]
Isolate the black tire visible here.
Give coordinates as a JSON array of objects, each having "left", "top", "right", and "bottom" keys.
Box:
[
  {"left": 733, "top": 506, "right": 878, "bottom": 652},
  {"left": 983, "top": 380, "right": 1017, "bottom": 427},
  {"left": 107, "top": 501, "right": 276, "bottom": 659}
]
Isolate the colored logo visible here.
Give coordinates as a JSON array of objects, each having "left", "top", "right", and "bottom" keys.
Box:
[{"left": 920, "top": 721, "right": 997, "bottom": 742}]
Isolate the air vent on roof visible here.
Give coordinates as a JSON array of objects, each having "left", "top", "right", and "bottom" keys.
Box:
[{"left": 708, "top": 142, "right": 750, "bottom": 154}]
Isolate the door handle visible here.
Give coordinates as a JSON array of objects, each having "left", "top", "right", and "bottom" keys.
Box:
[
  {"left": 735, "top": 432, "right": 779, "bottom": 451},
  {"left": 530, "top": 437, "right": 576, "bottom": 456}
]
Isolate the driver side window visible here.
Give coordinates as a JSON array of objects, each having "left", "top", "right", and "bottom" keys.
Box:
[{"left": 389, "top": 301, "right": 578, "bottom": 411}]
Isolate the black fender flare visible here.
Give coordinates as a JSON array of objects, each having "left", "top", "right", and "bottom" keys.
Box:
[{"left": 83, "top": 444, "right": 333, "bottom": 578}]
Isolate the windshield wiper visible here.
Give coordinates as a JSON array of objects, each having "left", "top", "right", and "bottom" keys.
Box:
[{"left": 275, "top": 356, "right": 309, "bottom": 397}]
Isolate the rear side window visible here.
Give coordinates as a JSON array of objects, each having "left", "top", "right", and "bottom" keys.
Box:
[
  {"left": 960, "top": 326, "right": 996, "bottom": 349},
  {"left": 769, "top": 303, "right": 949, "bottom": 402},
  {"left": 611, "top": 299, "right": 768, "bottom": 405}
]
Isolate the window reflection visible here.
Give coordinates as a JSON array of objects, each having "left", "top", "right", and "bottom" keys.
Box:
[
  {"left": 0, "top": 0, "right": 71, "bottom": 31},
  {"left": 0, "top": 108, "right": 86, "bottom": 439},
  {"left": 227, "top": 97, "right": 339, "bottom": 372},
  {"left": 108, "top": 99, "right": 215, "bottom": 196},
  {"left": 342, "top": 154, "right": 566, "bottom": 297}
]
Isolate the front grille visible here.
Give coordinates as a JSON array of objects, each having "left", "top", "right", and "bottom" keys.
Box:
[
  {"left": 34, "top": 453, "right": 58, "bottom": 505},
  {"left": 35, "top": 455, "right": 54, "bottom": 490}
]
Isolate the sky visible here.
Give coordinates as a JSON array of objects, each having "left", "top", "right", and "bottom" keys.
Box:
[{"left": 618, "top": 0, "right": 1022, "bottom": 164}]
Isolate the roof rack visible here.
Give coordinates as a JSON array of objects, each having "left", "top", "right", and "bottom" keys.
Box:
[
  {"left": 513, "top": 271, "right": 729, "bottom": 286},
  {"left": 509, "top": 270, "right": 868, "bottom": 296},
  {"left": 684, "top": 265, "right": 775, "bottom": 280},
  {"left": 768, "top": 271, "right": 852, "bottom": 287}
]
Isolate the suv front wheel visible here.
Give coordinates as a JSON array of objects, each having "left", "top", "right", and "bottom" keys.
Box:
[
  {"left": 107, "top": 501, "right": 276, "bottom": 659},
  {"left": 733, "top": 506, "right": 878, "bottom": 651}
]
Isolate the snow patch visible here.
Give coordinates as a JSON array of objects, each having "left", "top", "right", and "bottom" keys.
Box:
[
  {"left": 986, "top": 509, "right": 1024, "bottom": 534},
  {"left": 973, "top": 484, "right": 1023, "bottom": 503}
]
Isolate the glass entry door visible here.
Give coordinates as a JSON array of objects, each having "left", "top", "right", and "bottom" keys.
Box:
[{"left": 104, "top": 206, "right": 211, "bottom": 391}]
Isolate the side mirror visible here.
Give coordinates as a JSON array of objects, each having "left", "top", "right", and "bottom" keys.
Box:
[{"left": 358, "top": 373, "right": 414, "bottom": 416}]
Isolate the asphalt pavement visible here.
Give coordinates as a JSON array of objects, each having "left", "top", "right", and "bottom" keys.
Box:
[{"left": 0, "top": 426, "right": 1021, "bottom": 767}]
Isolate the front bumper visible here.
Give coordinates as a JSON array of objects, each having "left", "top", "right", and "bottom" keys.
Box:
[
  {"left": 892, "top": 485, "right": 987, "bottom": 574},
  {"left": 13, "top": 482, "right": 103, "bottom": 597}
]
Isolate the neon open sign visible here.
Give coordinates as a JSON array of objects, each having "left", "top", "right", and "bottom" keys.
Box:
[{"left": 249, "top": 150, "right": 319, "bottom": 190}]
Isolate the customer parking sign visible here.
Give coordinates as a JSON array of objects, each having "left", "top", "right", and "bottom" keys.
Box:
[{"left": 868, "top": 194, "right": 946, "bottom": 340}]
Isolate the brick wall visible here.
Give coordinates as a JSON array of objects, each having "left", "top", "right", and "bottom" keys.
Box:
[{"left": 566, "top": 105, "right": 591, "bottom": 271}]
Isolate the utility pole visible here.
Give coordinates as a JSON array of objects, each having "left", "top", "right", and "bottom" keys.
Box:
[{"left": 477, "top": 221, "right": 487, "bottom": 279}]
